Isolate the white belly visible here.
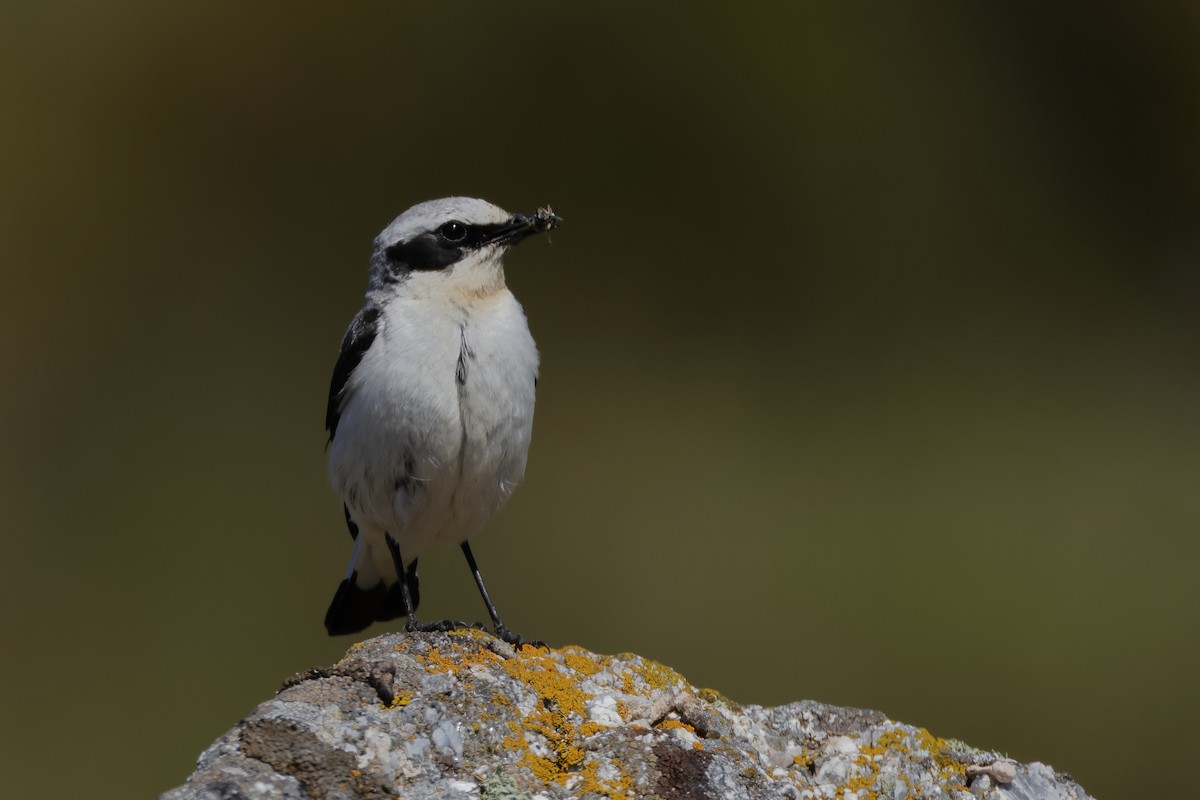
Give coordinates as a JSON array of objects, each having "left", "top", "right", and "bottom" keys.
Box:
[{"left": 327, "top": 289, "right": 538, "bottom": 571}]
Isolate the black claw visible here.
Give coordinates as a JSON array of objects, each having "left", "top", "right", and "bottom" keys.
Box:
[
  {"left": 411, "top": 619, "right": 471, "bottom": 633},
  {"left": 494, "top": 626, "right": 547, "bottom": 649}
]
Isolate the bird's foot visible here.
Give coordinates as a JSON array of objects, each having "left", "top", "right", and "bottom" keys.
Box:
[
  {"left": 493, "top": 625, "right": 547, "bottom": 649},
  {"left": 407, "top": 618, "right": 473, "bottom": 633}
]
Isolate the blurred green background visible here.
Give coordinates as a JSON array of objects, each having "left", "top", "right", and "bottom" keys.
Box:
[{"left": 3, "top": 3, "right": 1198, "bottom": 798}]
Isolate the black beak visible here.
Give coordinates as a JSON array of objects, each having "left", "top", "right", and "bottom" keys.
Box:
[{"left": 483, "top": 206, "right": 562, "bottom": 247}]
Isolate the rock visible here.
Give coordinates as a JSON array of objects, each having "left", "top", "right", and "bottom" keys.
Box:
[{"left": 161, "top": 631, "right": 1094, "bottom": 800}]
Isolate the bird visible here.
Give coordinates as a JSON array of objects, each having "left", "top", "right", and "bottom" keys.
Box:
[{"left": 322, "top": 197, "right": 560, "bottom": 643}]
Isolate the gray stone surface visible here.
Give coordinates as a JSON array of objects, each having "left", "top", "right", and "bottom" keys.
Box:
[{"left": 162, "top": 631, "right": 1094, "bottom": 800}]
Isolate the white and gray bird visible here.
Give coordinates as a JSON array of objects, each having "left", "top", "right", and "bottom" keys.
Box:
[{"left": 323, "top": 197, "right": 560, "bottom": 642}]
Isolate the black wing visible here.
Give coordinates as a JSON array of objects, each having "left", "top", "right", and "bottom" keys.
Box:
[{"left": 326, "top": 304, "right": 382, "bottom": 440}]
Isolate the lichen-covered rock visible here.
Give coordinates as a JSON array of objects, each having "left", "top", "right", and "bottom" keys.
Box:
[{"left": 162, "top": 631, "right": 1093, "bottom": 800}]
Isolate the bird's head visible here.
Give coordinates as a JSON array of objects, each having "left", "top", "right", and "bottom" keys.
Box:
[{"left": 367, "top": 197, "right": 560, "bottom": 300}]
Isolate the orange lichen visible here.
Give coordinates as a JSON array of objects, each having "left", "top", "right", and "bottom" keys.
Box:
[
  {"left": 418, "top": 641, "right": 504, "bottom": 676},
  {"left": 656, "top": 718, "right": 695, "bottom": 734},
  {"left": 901, "top": 727, "right": 967, "bottom": 781},
  {"left": 613, "top": 655, "right": 685, "bottom": 700},
  {"left": 814, "top": 726, "right": 972, "bottom": 800},
  {"left": 579, "top": 721, "right": 605, "bottom": 738},
  {"left": 845, "top": 773, "right": 877, "bottom": 798},
  {"left": 560, "top": 647, "right": 604, "bottom": 677},
  {"left": 496, "top": 645, "right": 633, "bottom": 798},
  {"left": 383, "top": 692, "right": 412, "bottom": 710},
  {"left": 501, "top": 647, "right": 588, "bottom": 718},
  {"left": 362, "top": 638, "right": 642, "bottom": 797},
  {"left": 635, "top": 658, "right": 684, "bottom": 691}
]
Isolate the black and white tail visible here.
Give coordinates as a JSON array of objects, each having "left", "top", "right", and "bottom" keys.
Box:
[{"left": 324, "top": 535, "right": 419, "bottom": 636}]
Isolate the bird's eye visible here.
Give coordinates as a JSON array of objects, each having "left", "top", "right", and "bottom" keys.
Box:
[{"left": 438, "top": 221, "right": 468, "bottom": 243}]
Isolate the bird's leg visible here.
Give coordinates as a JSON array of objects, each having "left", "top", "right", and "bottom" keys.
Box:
[
  {"left": 384, "top": 533, "right": 422, "bottom": 632},
  {"left": 384, "top": 534, "right": 472, "bottom": 633},
  {"left": 460, "top": 541, "right": 539, "bottom": 647}
]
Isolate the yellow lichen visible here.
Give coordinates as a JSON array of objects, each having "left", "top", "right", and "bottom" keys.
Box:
[
  {"left": 867, "top": 728, "right": 910, "bottom": 756},
  {"left": 384, "top": 691, "right": 412, "bottom": 710},
  {"left": 844, "top": 773, "right": 877, "bottom": 798},
  {"left": 905, "top": 727, "right": 966, "bottom": 782},
  {"left": 561, "top": 647, "right": 604, "bottom": 677},
  {"left": 656, "top": 718, "right": 695, "bottom": 734},
  {"left": 496, "top": 645, "right": 632, "bottom": 798},
  {"left": 418, "top": 641, "right": 504, "bottom": 676},
  {"left": 579, "top": 721, "right": 605, "bottom": 738},
  {"left": 501, "top": 648, "right": 588, "bottom": 717},
  {"left": 363, "top": 637, "right": 640, "bottom": 797},
  {"left": 635, "top": 658, "right": 684, "bottom": 691},
  {"left": 817, "top": 726, "right": 972, "bottom": 800}
]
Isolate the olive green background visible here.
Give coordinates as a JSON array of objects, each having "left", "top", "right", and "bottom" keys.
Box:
[{"left": 3, "top": 3, "right": 1198, "bottom": 798}]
